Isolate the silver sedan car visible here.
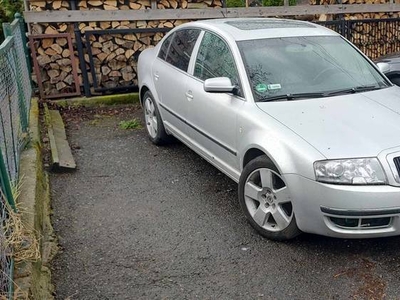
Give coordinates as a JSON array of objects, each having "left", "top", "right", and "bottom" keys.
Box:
[{"left": 138, "top": 18, "right": 400, "bottom": 240}]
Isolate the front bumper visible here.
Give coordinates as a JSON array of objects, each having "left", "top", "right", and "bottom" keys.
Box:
[{"left": 284, "top": 174, "right": 400, "bottom": 238}]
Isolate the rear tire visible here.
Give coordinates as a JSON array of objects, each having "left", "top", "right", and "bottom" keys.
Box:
[
  {"left": 238, "top": 155, "right": 301, "bottom": 241},
  {"left": 143, "top": 91, "right": 170, "bottom": 145}
]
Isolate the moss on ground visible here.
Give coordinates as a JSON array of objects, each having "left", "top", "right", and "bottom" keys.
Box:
[{"left": 56, "top": 93, "right": 139, "bottom": 108}]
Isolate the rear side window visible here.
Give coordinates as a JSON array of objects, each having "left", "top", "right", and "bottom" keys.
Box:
[
  {"left": 158, "top": 33, "right": 174, "bottom": 60},
  {"left": 165, "top": 29, "right": 201, "bottom": 72}
]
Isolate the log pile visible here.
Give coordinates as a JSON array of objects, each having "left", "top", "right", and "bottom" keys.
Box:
[
  {"left": 29, "top": 0, "right": 70, "bottom": 11},
  {"left": 346, "top": 19, "right": 400, "bottom": 58},
  {"left": 28, "top": 0, "right": 222, "bottom": 97},
  {"left": 82, "top": 19, "right": 188, "bottom": 89},
  {"left": 30, "top": 19, "right": 189, "bottom": 95},
  {"left": 76, "top": 0, "right": 223, "bottom": 10},
  {"left": 309, "top": 0, "right": 389, "bottom": 5},
  {"left": 310, "top": 0, "right": 400, "bottom": 59},
  {"left": 29, "top": 0, "right": 223, "bottom": 10},
  {"left": 31, "top": 36, "right": 80, "bottom": 97},
  {"left": 77, "top": 0, "right": 152, "bottom": 10}
]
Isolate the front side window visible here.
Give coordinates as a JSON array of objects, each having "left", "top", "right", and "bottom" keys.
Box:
[
  {"left": 194, "top": 32, "right": 241, "bottom": 91},
  {"left": 165, "top": 29, "right": 200, "bottom": 72},
  {"left": 238, "top": 36, "right": 389, "bottom": 102},
  {"left": 158, "top": 33, "right": 174, "bottom": 60}
]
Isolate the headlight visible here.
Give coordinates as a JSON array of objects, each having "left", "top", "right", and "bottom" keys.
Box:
[{"left": 314, "top": 158, "right": 386, "bottom": 185}]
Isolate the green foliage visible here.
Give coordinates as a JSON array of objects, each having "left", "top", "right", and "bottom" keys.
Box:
[
  {"left": 119, "top": 118, "right": 142, "bottom": 130},
  {"left": 0, "top": 0, "right": 23, "bottom": 40},
  {"left": 226, "top": 0, "right": 246, "bottom": 7},
  {"left": 263, "top": 0, "right": 296, "bottom": 6}
]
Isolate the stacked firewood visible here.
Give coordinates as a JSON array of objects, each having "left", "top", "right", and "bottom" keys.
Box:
[
  {"left": 82, "top": 19, "right": 188, "bottom": 88},
  {"left": 346, "top": 18, "right": 400, "bottom": 58},
  {"left": 78, "top": 0, "right": 152, "bottom": 10},
  {"left": 65, "top": 0, "right": 222, "bottom": 10},
  {"left": 32, "top": 36, "right": 80, "bottom": 96},
  {"left": 30, "top": 19, "right": 189, "bottom": 93},
  {"left": 310, "top": 0, "right": 400, "bottom": 59},
  {"left": 309, "top": 0, "right": 400, "bottom": 21},
  {"left": 309, "top": 0, "right": 388, "bottom": 5},
  {"left": 28, "top": 0, "right": 223, "bottom": 97},
  {"left": 29, "top": 0, "right": 70, "bottom": 11},
  {"left": 29, "top": 0, "right": 223, "bottom": 11},
  {"left": 76, "top": 0, "right": 223, "bottom": 9}
]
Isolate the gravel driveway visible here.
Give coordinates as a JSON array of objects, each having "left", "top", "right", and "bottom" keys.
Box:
[{"left": 51, "top": 105, "right": 400, "bottom": 300}]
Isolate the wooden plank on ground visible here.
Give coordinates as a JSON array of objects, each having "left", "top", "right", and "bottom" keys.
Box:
[
  {"left": 24, "top": 4, "right": 400, "bottom": 23},
  {"left": 48, "top": 109, "right": 76, "bottom": 170},
  {"left": 44, "top": 103, "right": 76, "bottom": 170},
  {"left": 44, "top": 104, "right": 60, "bottom": 167}
]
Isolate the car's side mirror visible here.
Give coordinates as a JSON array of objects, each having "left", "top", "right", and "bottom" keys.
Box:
[
  {"left": 376, "top": 62, "right": 390, "bottom": 74},
  {"left": 204, "top": 77, "right": 235, "bottom": 93}
]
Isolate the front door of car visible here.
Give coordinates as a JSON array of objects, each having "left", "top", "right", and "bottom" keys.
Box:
[
  {"left": 153, "top": 29, "right": 201, "bottom": 138},
  {"left": 185, "top": 31, "right": 245, "bottom": 176}
]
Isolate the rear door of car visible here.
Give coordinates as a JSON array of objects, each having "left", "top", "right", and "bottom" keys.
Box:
[
  {"left": 185, "top": 31, "right": 245, "bottom": 177},
  {"left": 153, "top": 29, "right": 201, "bottom": 139}
]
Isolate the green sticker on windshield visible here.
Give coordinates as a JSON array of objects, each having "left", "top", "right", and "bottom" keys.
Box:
[
  {"left": 267, "top": 84, "right": 282, "bottom": 90},
  {"left": 256, "top": 83, "right": 268, "bottom": 93}
]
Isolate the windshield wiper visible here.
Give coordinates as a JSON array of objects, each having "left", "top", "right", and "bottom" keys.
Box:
[
  {"left": 258, "top": 92, "right": 327, "bottom": 102},
  {"left": 325, "top": 85, "right": 382, "bottom": 96},
  {"left": 258, "top": 85, "right": 384, "bottom": 102}
]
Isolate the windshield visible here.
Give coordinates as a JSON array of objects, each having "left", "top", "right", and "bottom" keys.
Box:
[{"left": 237, "top": 36, "right": 390, "bottom": 102}]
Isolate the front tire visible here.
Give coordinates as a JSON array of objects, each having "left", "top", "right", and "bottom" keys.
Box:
[
  {"left": 238, "top": 156, "right": 301, "bottom": 241},
  {"left": 143, "top": 91, "right": 170, "bottom": 145}
]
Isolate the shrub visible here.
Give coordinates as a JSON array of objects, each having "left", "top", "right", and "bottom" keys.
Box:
[
  {"left": 0, "top": 0, "right": 23, "bottom": 41},
  {"left": 226, "top": 0, "right": 246, "bottom": 7},
  {"left": 263, "top": 0, "right": 296, "bottom": 6}
]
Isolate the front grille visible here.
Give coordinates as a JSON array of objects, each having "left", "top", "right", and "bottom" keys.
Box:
[{"left": 394, "top": 157, "right": 400, "bottom": 176}]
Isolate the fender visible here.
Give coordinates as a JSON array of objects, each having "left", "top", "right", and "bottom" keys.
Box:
[
  {"left": 138, "top": 47, "right": 159, "bottom": 105},
  {"left": 237, "top": 106, "right": 326, "bottom": 180}
]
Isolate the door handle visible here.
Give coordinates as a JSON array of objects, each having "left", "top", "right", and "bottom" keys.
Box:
[
  {"left": 185, "top": 90, "right": 193, "bottom": 101},
  {"left": 154, "top": 73, "right": 159, "bottom": 81}
]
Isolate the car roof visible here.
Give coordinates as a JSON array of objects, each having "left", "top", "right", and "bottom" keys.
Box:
[{"left": 183, "top": 18, "right": 339, "bottom": 41}]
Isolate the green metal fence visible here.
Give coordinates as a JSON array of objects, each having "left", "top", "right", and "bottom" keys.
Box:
[{"left": 0, "top": 14, "right": 32, "bottom": 298}]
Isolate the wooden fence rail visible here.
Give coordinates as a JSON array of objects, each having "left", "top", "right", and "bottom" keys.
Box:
[{"left": 24, "top": 4, "right": 400, "bottom": 23}]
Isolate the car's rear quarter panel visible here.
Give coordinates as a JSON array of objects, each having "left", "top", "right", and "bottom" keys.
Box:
[{"left": 138, "top": 46, "right": 159, "bottom": 104}]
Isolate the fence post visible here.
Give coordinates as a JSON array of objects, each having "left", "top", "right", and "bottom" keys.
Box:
[
  {"left": 15, "top": 13, "right": 32, "bottom": 76},
  {"left": 4, "top": 16, "right": 30, "bottom": 134},
  {"left": 74, "top": 26, "right": 91, "bottom": 97},
  {"left": 10, "top": 43, "right": 29, "bottom": 134},
  {"left": 0, "top": 151, "right": 16, "bottom": 212}
]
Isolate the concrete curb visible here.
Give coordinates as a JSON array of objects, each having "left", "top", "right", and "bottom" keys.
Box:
[
  {"left": 55, "top": 92, "right": 139, "bottom": 108},
  {"left": 14, "top": 98, "right": 57, "bottom": 299}
]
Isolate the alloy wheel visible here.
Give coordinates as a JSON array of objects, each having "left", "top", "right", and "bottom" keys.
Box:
[
  {"left": 244, "top": 168, "right": 294, "bottom": 232},
  {"left": 144, "top": 97, "right": 158, "bottom": 138}
]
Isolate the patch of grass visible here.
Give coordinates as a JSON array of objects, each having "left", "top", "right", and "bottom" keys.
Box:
[
  {"left": 263, "top": 0, "right": 296, "bottom": 5},
  {"left": 227, "top": 0, "right": 245, "bottom": 7},
  {"left": 89, "top": 119, "right": 100, "bottom": 126},
  {"left": 2, "top": 179, "right": 40, "bottom": 264},
  {"left": 119, "top": 118, "right": 142, "bottom": 130}
]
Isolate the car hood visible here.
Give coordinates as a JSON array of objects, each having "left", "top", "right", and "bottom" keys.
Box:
[{"left": 256, "top": 86, "right": 400, "bottom": 159}]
